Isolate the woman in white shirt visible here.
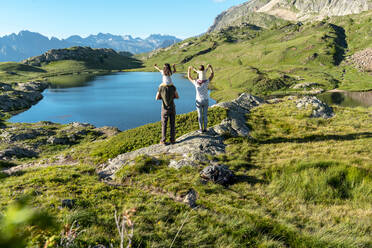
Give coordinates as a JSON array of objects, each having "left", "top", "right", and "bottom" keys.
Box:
[{"left": 187, "top": 64, "right": 214, "bottom": 133}]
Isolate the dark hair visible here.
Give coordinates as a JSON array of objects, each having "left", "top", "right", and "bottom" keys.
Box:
[
  {"left": 163, "top": 63, "right": 172, "bottom": 76},
  {"left": 199, "top": 65, "right": 205, "bottom": 71}
]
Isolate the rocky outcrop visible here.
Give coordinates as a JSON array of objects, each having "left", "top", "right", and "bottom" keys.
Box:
[
  {"left": 296, "top": 96, "right": 334, "bottom": 118},
  {"left": 0, "top": 121, "right": 119, "bottom": 168},
  {"left": 0, "top": 146, "right": 38, "bottom": 160},
  {"left": 97, "top": 93, "right": 264, "bottom": 180},
  {"left": 208, "top": 0, "right": 282, "bottom": 32},
  {"left": 0, "top": 81, "right": 49, "bottom": 113},
  {"left": 208, "top": 0, "right": 372, "bottom": 32},
  {"left": 347, "top": 48, "right": 372, "bottom": 72}
]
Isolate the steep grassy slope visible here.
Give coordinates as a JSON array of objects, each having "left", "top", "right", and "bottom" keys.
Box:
[
  {"left": 139, "top": 13, "right": 372, "bottom": 101},
  {"left": 1, "top": 100, "right": 371, "bottom": 247}
]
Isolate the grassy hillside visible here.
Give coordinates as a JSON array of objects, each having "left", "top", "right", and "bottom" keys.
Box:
[
  {"left": 0, "top": 48, "right": 142, "bottom": 87},
  {"left": 1, "top": 100, "right": 370, "bottom": 247},
  {"left": 139, "top": 12, "right": 372, "bottom": 102}
]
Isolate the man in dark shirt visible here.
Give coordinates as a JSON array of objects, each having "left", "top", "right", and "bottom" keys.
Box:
[{"left": 155, "top": 84, "right": 179, "bottom": 145}]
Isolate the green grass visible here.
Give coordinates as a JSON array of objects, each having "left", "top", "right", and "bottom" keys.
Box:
[
  {"left": 138, "top": 15, "right": 372, "bottom": 101},
  {"left": 1, "top": 101, "right": 371, "bottom": 247}
]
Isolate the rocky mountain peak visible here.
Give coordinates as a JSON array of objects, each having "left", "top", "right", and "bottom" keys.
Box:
[{"left": 208, "top": 0, "right": 372, "bottom": 32}]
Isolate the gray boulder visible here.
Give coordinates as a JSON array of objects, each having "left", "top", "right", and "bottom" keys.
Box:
[
  {"left": 296, "top": 96, "right": 334, "bottom": 119},
  {"left": 200, "top": 164, "right": 235, "bottom": 185},
  {"left": 183, "top": 189, "right": 197, "bottom": 208}
]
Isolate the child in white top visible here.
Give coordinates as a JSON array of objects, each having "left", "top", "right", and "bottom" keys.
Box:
[
  {"left": 192, "top": 65, "right": 211, "bottom": 85},
  {"left": 154, "top": 63, "right": 176, "bottom": 86}
]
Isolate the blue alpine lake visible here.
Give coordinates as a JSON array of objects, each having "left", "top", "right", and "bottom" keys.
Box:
[{"left": 10, "top": 72, "right": 216, "bottom": 130}]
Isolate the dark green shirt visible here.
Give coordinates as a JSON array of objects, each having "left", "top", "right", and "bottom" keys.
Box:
[{"left": 158, "top": 85, "right": 177, "bottom": 111}]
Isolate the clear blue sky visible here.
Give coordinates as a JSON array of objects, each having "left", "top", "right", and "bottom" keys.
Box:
[{"left": 0, "top": 0, "right": 249, "bottom": 39}]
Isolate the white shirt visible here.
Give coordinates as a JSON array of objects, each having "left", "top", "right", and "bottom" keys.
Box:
[
  {"left": 192, "top": 79, "right": 209, "bottom": 102},
  {"left": 196, "top": 70, "right": 207, "bottom": 81},
  {"left": 161, "top": 70, "right": 173, "bottom": 85}
]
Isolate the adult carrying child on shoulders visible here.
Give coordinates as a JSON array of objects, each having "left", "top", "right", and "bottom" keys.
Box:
[
  {"left": 155, "top": 63, "right": 179, "bottom": 145},
  {"left": 188, "top": 64, "right": 214, "bottom": 133}
]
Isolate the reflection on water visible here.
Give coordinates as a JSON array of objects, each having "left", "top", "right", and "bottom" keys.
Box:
[
  {"left": 47, "top": 74, "right": 97, "bottom": 88},
  {"left": 318, "top": 91, "right": 372, "bottom": 108}
]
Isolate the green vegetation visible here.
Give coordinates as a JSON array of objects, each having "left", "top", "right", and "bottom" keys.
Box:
[
  {"left": 1, "top": 100, "right": 370, "bottom": 247},
  {"left": 1, "top": 8, "right": 372, "bottom": 248},
  {"left": 0, "top": 198, "right": 56, "bottom": 248},
  {"left": 0, "top": 49, "right": 142, "bottom": 87},
  {"left": 139, "top": 14, "right": 372, "bottom": 101}
]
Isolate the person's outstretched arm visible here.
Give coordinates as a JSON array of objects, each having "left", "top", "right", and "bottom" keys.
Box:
[
  {"left": 192, "top": 66, "right": 198, "bottom": 73},
  {"left": 172, "top": 64, "right": 177, "bottom": 73},
  {"left": 187, "top": 66, "right": 195, "bottom": 82},
  {"left": 154, "top": 64, "right": 162, "bottom": 72},
  {"left": 208, "top": 64, "right": 214, "bottom": 82}
]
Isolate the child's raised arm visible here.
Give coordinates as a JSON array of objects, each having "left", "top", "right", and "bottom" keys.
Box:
[
  {"left": 172, "top": 64, "right": 177, "bottom": 73},
  {"left": 154, "top": 64, "right": 162, "bottom": 72}
]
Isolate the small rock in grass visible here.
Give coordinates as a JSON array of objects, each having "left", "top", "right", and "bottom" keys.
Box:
[
  {"left": 47, "top": 136, "right": 72, "bottom": 145},
  {"left": 200, "top": 164, "right": 235, "bottom": 186},
  {"left": 61, "top": 199, "right": 75, "bottom": 209},
  {"left": 183, "top": 189, "right": 197, "bottom": 208},
  {"left": 169, "top": 159, "right": 197, "bottom": 169}
]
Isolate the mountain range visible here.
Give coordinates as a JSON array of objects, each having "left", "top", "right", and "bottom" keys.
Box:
[
  {"left": 0, "top": 31, "right": 181, "bottom": 62},
  {"left": 208, "top": 0, "right": 372, "bottom": 32}
]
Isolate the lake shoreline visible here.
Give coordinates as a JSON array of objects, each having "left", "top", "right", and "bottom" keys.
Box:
[{"left": 7, "top": 72, "right": 216, "bottom": 130}]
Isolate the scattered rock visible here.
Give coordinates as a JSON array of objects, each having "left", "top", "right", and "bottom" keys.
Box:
[
  {"left": 61, "top": 199, "right": 76, "bottom": 209},
  {"left": 0, "top": 81, "right": 49, "bottom": 113},
  {"left": 183, "top": 189, "right": 197, "bottom": 208},
  {"left": 70, "top": 122, "right": 95, "bottom": 129},
  {"left": 266, "top": 98, "right": 283, "bottom": 104},
  {"left": 0, "top": 128, "right": 53, "bottom": 143},
  {"left": 307, "top": 88, "right": 325, "bottom": 94},
  {"left": 0, "top": 82, "right": 13, "bottom": 91},
  {"left": 0, "top": 146, "right": 38, "bottom": 160},
  {"left": 347, "top": 48, "right": 372, "bottom": 72},
  {"left": 169, "top": 158, "right": 198, "bottom": 169},
  {"left": 179, "top": 42, "right": 193, "bottom": 49},
  {"left": 47, "top": 136, "right": 73, "bottom": 145},
  {"left": 296, "top": 96, "right": 334, "bottom": 118},
  {"left": 96, "top": 126, "right": 121, "bottom": 137},
  {"left": 200, "top": 164, "right": 235, "bottom": 186},
  {"left": 291, "top": 82, "right": 321, "bottom": 89}
]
